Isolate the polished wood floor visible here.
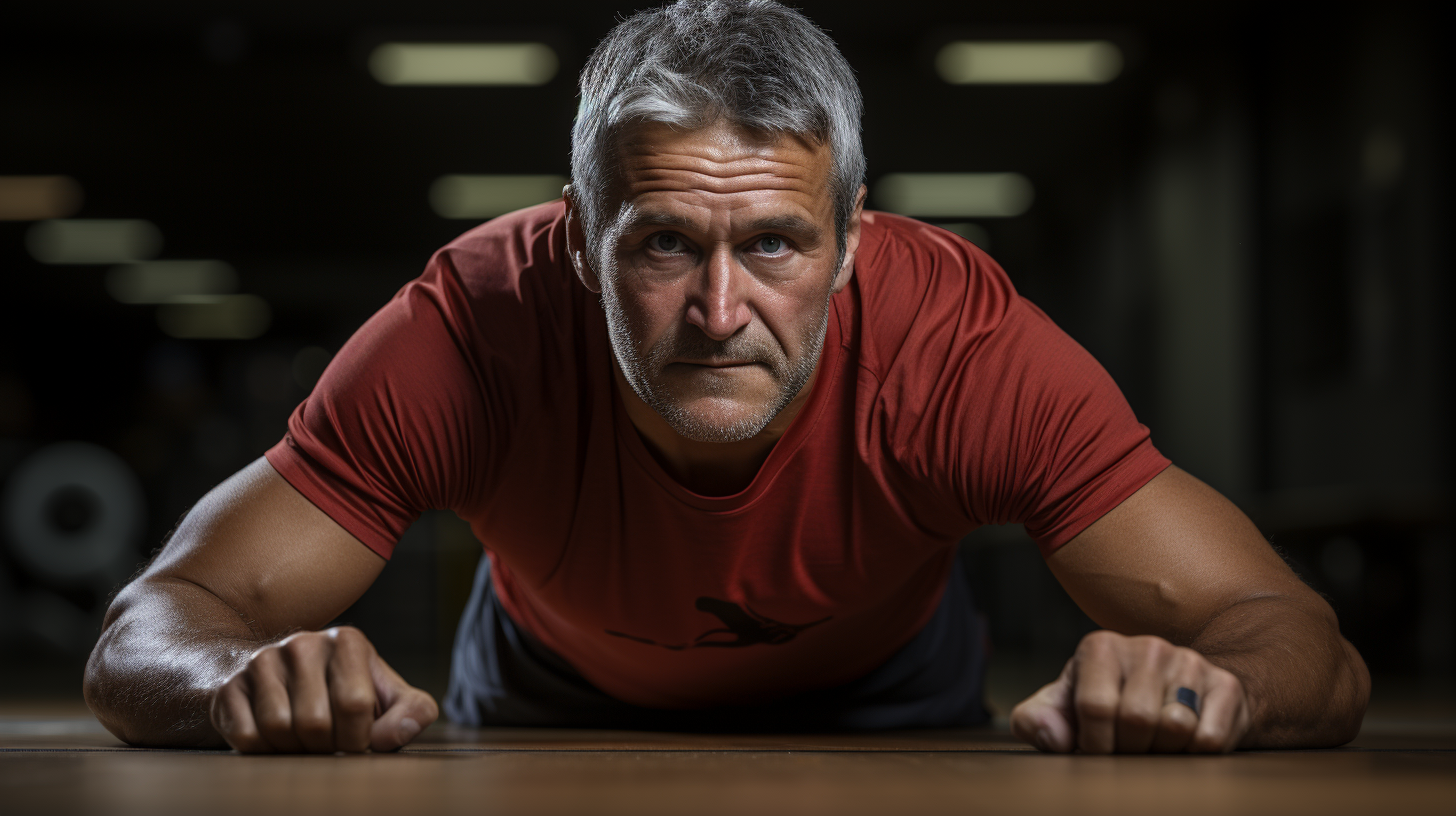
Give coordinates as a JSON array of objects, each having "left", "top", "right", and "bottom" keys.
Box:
[{"left": 2, "top": 707, "right": 1453, "bottom": 816}]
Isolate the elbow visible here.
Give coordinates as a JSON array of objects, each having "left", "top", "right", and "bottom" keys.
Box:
[
  {"left": 83, "top": 627, "right": 136, "bottom": 746},
  {"left": 1301, "top": 636, "right": 1371, "bottom": 749},
  {"left": 1332, "top": 638, "right": 1373, "bottom": 747}
]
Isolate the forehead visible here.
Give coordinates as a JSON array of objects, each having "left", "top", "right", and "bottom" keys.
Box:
[{"left": 610, "top": 121, "right": 834, "bottom": 224}]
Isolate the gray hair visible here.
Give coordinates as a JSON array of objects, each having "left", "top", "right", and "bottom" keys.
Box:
[{"left": 570, "top": 0, "right": 865, "bottom": 266}]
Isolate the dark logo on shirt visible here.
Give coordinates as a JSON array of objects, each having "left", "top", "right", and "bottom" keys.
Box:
[{"left": 606, "top": 597, "right": 831, "bottom": 650}]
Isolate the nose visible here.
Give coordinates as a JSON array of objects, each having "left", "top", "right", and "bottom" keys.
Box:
[{"left": 684, "top": 245, "right": 752, "bottom": 341}]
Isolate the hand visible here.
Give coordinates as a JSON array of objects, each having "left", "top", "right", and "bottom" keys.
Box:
[
  {"left": 209, "top": 626, "right": 439, "bottom": 753},
  {"left": 1010, "top": 630, "right": 1250, "bottom": 754}
]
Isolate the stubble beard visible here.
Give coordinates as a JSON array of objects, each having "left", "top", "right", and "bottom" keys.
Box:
[{"left": 600, "top": 280, "right": 832, "bottom": 444}]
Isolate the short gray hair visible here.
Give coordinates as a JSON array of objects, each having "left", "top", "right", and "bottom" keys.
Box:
[{"left": 570, "top": 0, "right": 864, "bottom": 265}]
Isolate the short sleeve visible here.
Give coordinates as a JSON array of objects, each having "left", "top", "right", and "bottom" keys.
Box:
[
  {"left": 265, "top": 251, "right": 495, "bottom": 559},
  {"left": 951, "top": 296, "right": 1170, "bottom": 555},
  {"left": 857, "top": 216, "right": 1169, "bottom": 557}
]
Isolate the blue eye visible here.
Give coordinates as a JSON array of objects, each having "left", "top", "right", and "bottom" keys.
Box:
[
  {"left": 758, "top": 236, "right": 784, "bottom": 254},
  {"left": 649, "top": 233, "right": 683, "bottom": 252}
]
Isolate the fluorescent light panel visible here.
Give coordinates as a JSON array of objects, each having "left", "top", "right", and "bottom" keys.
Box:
[
  {"left": 370, "top": 43, "right": 557, "bottom": 86},
  {"left": 876, "top": 173, "right": 1034, "bottom": 218},
  {"left": 27, "top": 219, "right": 162, "bottom": 264},
  {"left": 937, "top": 41, "right": 1122, "bottom": 85},
  {"left": 0, "top": 176, "right": 83, "bottom": 221},
  {"left": 156, "top": 295, "right": 270, "bottom": 340},
  {"left": 106, "top": 260, "right": 238, "bottom": 304},
  {"left": 430, "top": 174, "right": 568, "bottom": 219}
]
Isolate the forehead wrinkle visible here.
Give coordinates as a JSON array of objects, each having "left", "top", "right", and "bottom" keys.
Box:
[
  {"left": 618, "top": 127, "right": 825, "bottom": 186},
  {"left": 608, "top": 122, "right": 835, "bottom": 236},
  {"left": 626, "top": 163, "right": 817, "bottom": 195}
]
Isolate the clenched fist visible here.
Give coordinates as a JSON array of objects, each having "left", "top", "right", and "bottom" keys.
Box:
[
  {"left": 209, "top": 626, "right": 439, "bottom": 753},
  {"left": 1011, "top": 630, "right": 1251, "bottom": 754}
]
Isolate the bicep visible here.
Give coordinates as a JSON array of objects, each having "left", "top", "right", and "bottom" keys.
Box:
[
  {"left": 133, "top": 457, "right": 386, "bottom": 638},
  {"left": 1046, "top": 466, "right": 1329, "bottom": 643}
]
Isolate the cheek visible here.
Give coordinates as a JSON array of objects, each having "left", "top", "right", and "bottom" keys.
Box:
[
  {"left": 757, "top": 287, "right": 830, "bottom": 347},
  {"left": 607, "top": 279, "right": 681, "bottom": 346}
]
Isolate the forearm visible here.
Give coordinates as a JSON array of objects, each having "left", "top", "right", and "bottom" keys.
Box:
[
  {"left": 1191, "top": 594, "right": 1370, "bottom": 748},
  {"left": 84, "top": 578, "right": 269, "bottom": 748}
]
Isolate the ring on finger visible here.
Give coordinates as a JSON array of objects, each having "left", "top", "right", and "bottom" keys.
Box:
[{"left": 1175, "top": 686, "right": 1201, "bottom": 717}]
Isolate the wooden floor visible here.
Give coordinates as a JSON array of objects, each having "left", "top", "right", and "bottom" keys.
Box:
[{"left": 3, "top": 708, "right": 1453, "bottom": 816}]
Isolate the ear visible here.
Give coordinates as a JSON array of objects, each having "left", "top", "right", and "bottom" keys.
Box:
[
  {"left": 563, "top": 186, "right": 601, "bottom": 294},
  {"left": 830, "top": 184, "right": 867, "bottom": 294}
]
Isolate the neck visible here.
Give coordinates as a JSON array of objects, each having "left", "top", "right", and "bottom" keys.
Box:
[{"left": 613, "top": 361, "right": 820, "bottom": 497}]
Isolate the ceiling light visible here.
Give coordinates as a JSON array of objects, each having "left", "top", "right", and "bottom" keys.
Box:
[
  {"left": 430, "top": 174, "right": 568, "bottom": 218},
  {"left": 26, "top": 219, "right": 162, "bottom": 264},
  {"left": 875, "top": 173, "right": 1034, "bottom": 218},
  {"left": 937, "top": 41, "right": 1122, "bottom": 85},
  {"left": 370, "top": 43, "right": 557, "bottom": 86}
]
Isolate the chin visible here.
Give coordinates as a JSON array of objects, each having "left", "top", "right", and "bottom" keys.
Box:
[{"left": 657, "top": 398, "right": 778, "bottom": 444}]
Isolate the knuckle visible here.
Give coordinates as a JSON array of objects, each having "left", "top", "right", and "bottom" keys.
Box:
[
  {"left": 1150, "top": 639, "right": 1181, "bottom": 666},
  {"left": 1132, "top": 635, "right": 1168, "bottom": 659},
  {"left": 328, "top": 626, "right": 367, "bottom": 646},
  {"left": 333, "top": 689, "right": 375, "bottom": 718},
  {"left": 247, "top": 646, "right": 283, "bottom": 672},
  {"left": 1118, "top": 706, "right": 1159, "bottom": 732},
  {"left": 1080, "top": 629, "right": 1117, "bottom": 649},
  {"left": 293, "top": 707, "right": 332, "bottom": 739},
  {"left": 1076, "top": 631, "right": 1118, "bottom": 661},
  {"left": 282, "top": 632, "right": 325, "bottom": 659},
  {"left": 254, "top": 704, "right": 292, "bottom": 735},
  {"left": 1162, "top": 710, "right": 1198, "bottom": 735},
  {"left": 1172, "top": 646, "right": 1205, "bottom": 671},
  {"left": 1077, "top": 696, "right": 1118, "bottom": 724}
]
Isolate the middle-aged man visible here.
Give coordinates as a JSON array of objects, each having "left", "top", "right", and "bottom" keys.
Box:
[{"left": 85, "top": 0, "right": 1369, "bottom": 754}]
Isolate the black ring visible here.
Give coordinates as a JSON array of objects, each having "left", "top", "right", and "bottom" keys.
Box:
[{"left": 1175, "top": 687, "right": 1201, "bottom": 717}]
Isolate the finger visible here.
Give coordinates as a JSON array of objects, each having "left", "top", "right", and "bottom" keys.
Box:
[
  {"left": 1073, "top": 638, "right": 1124, "bottom": 754},
  {"left": 1113, "top": 663, "right": 1165, "bottom": 754},
  {"left": 283, "top": 637, "right": 335, "bottom": 753},
  {"left": 1153, "top": 699, "right": 1199, "bottom": 757},
  {"left": 368, "top": 653, "right": 439, "bottom": 752},
  {"left": 327, "top": 629, "right": 377, "bottom": 754},
  {"left": 1010, "top": 662, "right": 1076, "bottom": 752},
  {"left": 212, "top": 676, "right": 268, "bottom": 753},
  {"left": 1189, "top": 671, "right": 1248, "bottom": 753},
  {"left": 249, "top": 651, "right": 304, "bottom": 753}
]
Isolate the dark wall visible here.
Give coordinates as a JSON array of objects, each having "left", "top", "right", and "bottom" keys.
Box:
[{"left": 0, "top": 0, "right": 1449, "bottom": 697}]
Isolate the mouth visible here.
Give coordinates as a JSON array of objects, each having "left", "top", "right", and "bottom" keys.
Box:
[{"left": 673, "top": 359, "right": 760, "bottom": 370}]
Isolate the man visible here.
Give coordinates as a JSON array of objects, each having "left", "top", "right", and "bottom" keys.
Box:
[{"left": 84, "top": 0, "right": 1368, "bottom": 754}]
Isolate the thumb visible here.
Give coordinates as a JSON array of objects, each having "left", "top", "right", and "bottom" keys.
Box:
[
  {"left": 1010, "top": 660, "right": 1077, "bottom": 753},
  {"left": 367, "top": 652, "right": 440, "bottom": 752}
]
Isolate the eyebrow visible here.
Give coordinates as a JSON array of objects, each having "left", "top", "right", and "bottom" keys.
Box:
[
  {"left": 617, "top": 209, "right": 698, "bottom": 236},
  {"left": 617, "top": 210, "right": 824, "bottom": 245}
]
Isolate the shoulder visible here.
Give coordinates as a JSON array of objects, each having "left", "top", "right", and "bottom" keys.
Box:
[
  {"left": 399, "top": 201, "right": 581, "bottom": 346},
  {"left": 429, "top": 200, "right": 571, "bottom": 296},
  {"left": 850, "top": 211, "right": 1021, "bottom": 378}
]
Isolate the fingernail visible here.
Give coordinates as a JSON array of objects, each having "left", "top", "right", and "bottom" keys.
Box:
[
  {"left": 1036, "top": 729, "right": 1052, "bottom": 752},
  {"left": 398, "top": 717, "right": 421, "bottom": 744}
]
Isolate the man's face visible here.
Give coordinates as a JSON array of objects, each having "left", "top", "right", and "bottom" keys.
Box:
[{"left": 592, "top": 121, "right": 854, "bottom": 444}]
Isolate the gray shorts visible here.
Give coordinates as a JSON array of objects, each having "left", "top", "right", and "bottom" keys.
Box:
[{"left": 444, "top": 552, "right": 990, "bottom": 731}]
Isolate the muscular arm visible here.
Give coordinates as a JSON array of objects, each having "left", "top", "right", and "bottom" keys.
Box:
[
  {"left": 1012, "top": 465, "right": 1370, "bottom": 752},
  {"left": 84, "top": 457, "right": 434, "bottom": 749}
]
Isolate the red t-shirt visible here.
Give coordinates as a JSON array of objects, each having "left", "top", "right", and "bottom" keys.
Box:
[{"left": 266, "top": 202, "right": 1169, "bottom": 709}]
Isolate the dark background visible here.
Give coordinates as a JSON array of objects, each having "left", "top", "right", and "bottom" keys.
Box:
[{"left": 0, "top": 0, "right": 1450, "bottom": 716}]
